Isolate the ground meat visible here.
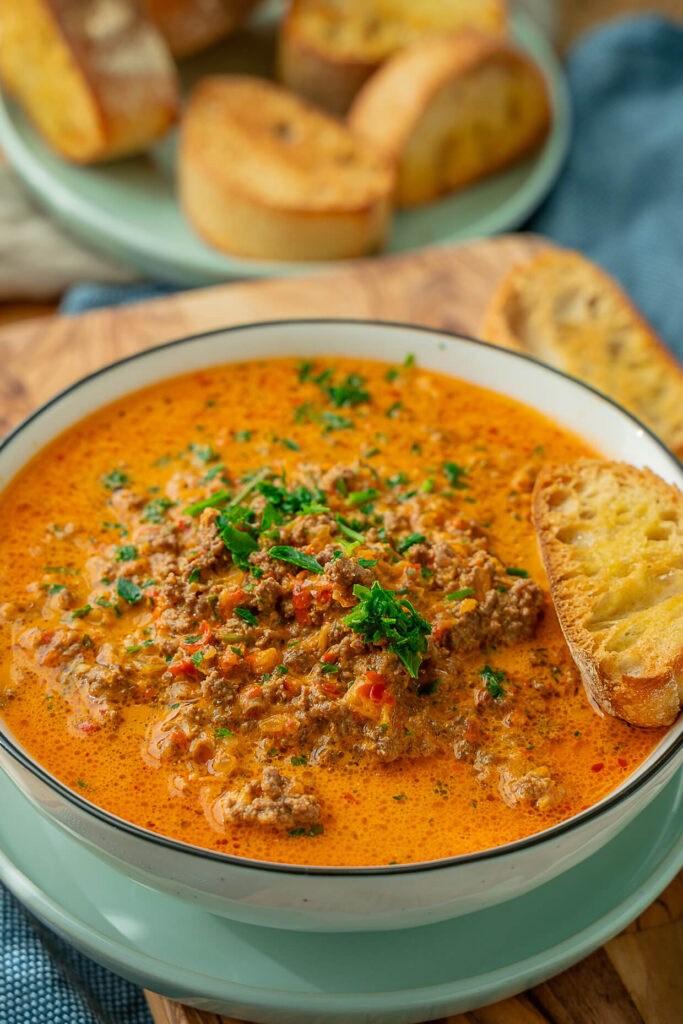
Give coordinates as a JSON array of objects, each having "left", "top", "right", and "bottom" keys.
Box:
[
  {"left": 323, "top": 555, "right": 372, "bottom": 589},
  {"left": 498, "top": 763, "right": 566, "bottom": 811},
  {"left": 217, "top": 767, "right": 321, "bottom": 828},
  {"left": 253, "top": 576, "right": 284, "bottom": 610},
  {"left": 320, "top": 464, "right": 358, "bottom": 492},
  {"left": 107, "top": 488, "right": 145, "bottom": 515},
  {"left": 498, "top": 579, "right": 545, "bottom": 644}
]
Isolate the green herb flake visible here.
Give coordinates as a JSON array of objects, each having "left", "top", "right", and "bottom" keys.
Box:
[
  {"left": 214, "top": 728, "right": 234, "bottom": 738},
  {"left": 268, "top": 546, "right": 324, "bottom": 574},
  {"left": 115, "top": 545, "right": 138, "bottom": 562},
  {"left": 71, "top": 605, "right": 92, "bottom": 620},
  {"left": 289, "top": 824, "right": 324, "bottom": 838},
  {"left": 188, "top": 442, "right": 218, "bottom": 464},
  {"left": 116, "top": 578, "right": 143, "bottom": 604},
  {"left": 506, "top": 567, "right": 529, "bottom": 578},
  {"left": 443, "top": 462, "right": 468, "bottom": 489},
  {"left": 342, "top": 581, "right": 431, "bottom": 678},
  {"left": 142, "top": 497, "right": 173, "bottom": 523},
  {"left": 101, "top": 469, "right": 128, "bottom": 490},
  {"left": 290, "top": 754, "right": 308, "bottom": 767},
  {"left": 386, "top": 401, "right": 403, "bottom": 418},
  {"left": 446, "top": 588, "right": 476, "bottom": 601},
  {"left": 397, "top": 533, "right": 425, "bottom": 554},
  {"left": 235, "top": 606, "right": 257, "bottom": 626},
  {"left": 188, "top": 567, "right": 201, "bottom": 584},
  {"left": 481, "top": 664, "right": 506, "bottom": 699},
  {"left": 184, "top": 489, "right": 231, "bottom": 516},
  {"left": 357, "top": 557, "right": 378, "bottom": 568},
  {"left": 348, "top": 488, "right": 379, "bottom": 507}
]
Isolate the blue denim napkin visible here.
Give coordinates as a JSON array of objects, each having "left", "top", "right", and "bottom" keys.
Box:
[{"left": 3, "top": 15, "right": 683, "bottom": 1024}]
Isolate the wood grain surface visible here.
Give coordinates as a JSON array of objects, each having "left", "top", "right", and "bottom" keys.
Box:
[{"left": 0, "top": 236, "right": 679, "bottom": 1024}]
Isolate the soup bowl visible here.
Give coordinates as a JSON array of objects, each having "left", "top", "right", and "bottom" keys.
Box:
[{"left": 0, "top": 319, "right": 681, "bottom": 932}]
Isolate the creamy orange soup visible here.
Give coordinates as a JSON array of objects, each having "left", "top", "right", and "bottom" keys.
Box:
[{"left": 0, "top": 357, "right": 664, "bottom": 866}]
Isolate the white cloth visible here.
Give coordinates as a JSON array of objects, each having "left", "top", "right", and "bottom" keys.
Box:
[{"left": 0, "top": 164, "right": 139, "bottom": 301}]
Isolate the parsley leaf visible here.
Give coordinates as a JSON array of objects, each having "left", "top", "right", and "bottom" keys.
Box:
[
  {"left": 481, "top": 665, "right": 506, "bottom": 699},
  {"left": 101, "top": 470, "right": 128, "bottom": 490},
  {"left": 397, "top": 532, "right": 425, "bottom": 554},
  {"left": 142, "top": 497, "right": 173, "bottom": 523},
  {"left": 506, "top": 567, "right": 529, "bottom": 578},
  {"left": 235, "top": 606, "right": 257, "bottom": 626},
  {"left": 116, "top": 578, "right": 143, "bottom": 604},
  {"left": 215, "top": 514, "right": 258, "bottom": 569},
  {"left": 443, "top": 462, "right": 468, "bottom": 489},
  {"left": 342, "top": 581, "right": 431, "bottom": 678},
  {"left": 184, "top": 489, "right": 232, "bottom": 516},
  {"left": 115, "top": 545, "right": 138, "bottom": 562},
  {"left": 446, "top": 588, "right": 475, "bottom": 600},
  {"left": 268, "top": 546, "right": 324, "bottom": 574}
]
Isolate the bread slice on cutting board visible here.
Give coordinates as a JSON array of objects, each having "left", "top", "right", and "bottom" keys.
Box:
[
  {"left": 0, "top": 0, "right": 179, "bottom": 163},
  {"left": 533, "top": 460, "right": 683, "bottom": 728},
  {"left": 277, "top": 0, "right": 508, "bottom": 115},
  {"left": 347, "top": 31, "right": 550, "bottom": 207},
  {"left": 480, "top": 248, "right": 683, "bottom": 461},
  {"left": 178, "top": 75, "right": 395, "bottom": 261}
]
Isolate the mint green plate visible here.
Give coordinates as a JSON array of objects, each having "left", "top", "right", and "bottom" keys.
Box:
[
  {"left": 1, "top": 764, "right": 680, "bottom": 1023},
  {"left": 0, "top": 10, "right": 570, "bottom": 286}
]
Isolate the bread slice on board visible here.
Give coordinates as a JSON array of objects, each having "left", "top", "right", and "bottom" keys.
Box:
[
  {"left": 278, "top": 0, "right": 507, "bottom": 115},
  {"left": 140, "top": 0, "right": 262, "bottom": 58},
  {"left": 533, "top": 461, "right": 683, "bottom": 727},
  {"left": 0, "top": 0, "right": 179, "bottom": 163},
  {"left": 347, "top": 31, "right": 550, "bottom": 206},
  {"left": 178, "top": 76, "right": 395, "bottom": 261},
  {"left": 480, "top": 248, "right": 683, "bottom": 462}
]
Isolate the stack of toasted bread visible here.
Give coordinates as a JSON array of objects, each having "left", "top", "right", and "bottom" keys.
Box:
[{"left": 1, "top": 0, "right": 553, "bottom": 261}]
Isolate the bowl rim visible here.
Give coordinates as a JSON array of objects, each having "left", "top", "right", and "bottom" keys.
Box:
[{"left": 0, "top": 316, "right": 681, "bottom": 878}]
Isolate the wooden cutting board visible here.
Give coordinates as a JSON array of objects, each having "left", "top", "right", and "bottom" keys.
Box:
[{"left": 0, "top": 235, "right": 679, "bottom": 1024}]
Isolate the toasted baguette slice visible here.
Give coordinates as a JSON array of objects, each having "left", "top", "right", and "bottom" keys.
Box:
[
  {"left": 480, "top": 249, "right": 683, "bottom": 462},
  {"left": 347, "top": 31, "right": 550, "bottom": 206},
  {"left": 278, "top": 0, "right": 507, "bottom": 115},
  {"left": 179, "top": 76, "right": 395, "bottom": 261},
  {"left": 0, "top": 0, "right": 179, "bottom": 163},
  {"left": 533, "top": 461, "right": 683, "bottom": 727},
  {"left": 140, "top": 0, "right": 262, "bottom": 58}
]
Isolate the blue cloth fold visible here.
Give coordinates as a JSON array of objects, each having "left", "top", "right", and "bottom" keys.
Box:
[{"left": 3, "top": 15, "right": 683, "bottom": 1024}]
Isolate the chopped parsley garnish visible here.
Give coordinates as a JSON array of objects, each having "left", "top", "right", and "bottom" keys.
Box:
[
  {"left": 364, "top": 447, "right": 381, "bottom": 458},
  {"left": 420, "top": 477, "right": 435, "bottom": 494},
  {"left": 126, "top": 640, "right": 153, "bottom": 654},
  {"left": 357, "top": 557, "right": 378, "bottom": 568},
  {"left": 45, "top": 583, "right": 66, "bottom": 595},
  {"left": 190, "top": 651, "right": 203, "bottom": 667},
  {"left": 257, "top": 481, "right": 326, "bottom": 520},
  {"left": 101, "top": 469, "right": 128, "bottom": 490},
  {"left": 214, "top": 728, "right": 234, "bottom": 738},
  {"left": 335, "top": 515, "right": 365, "bottom": 545},
  {"left": 418, "top": 678, "right": 439, "bottom": 696},
  {"left": 446, "top": 588, "right": 475, "bottom": 601},
  {"left": 184, "top": 489, "right": 231, "bottom": 516},
  {"left": 386, "top": 472, "right": 408, "bottom": 488},
  {"left": 443, "top": 462, "right": 468, "bottom": 489},
  {"left": 142, "top": 497, "right": 173, "bottom": 523},
  {"left": 481, "top": 665, "right": 506, "bottom": 699},
  {"left": 275, "top": 665, "right": 289, "bottom": 676},
  {"left": 116, "top": 578, "right": 143, "bottom": 604},
  {"left": 188, "top": 442, "right": 218, "bottom": 463},
  {"left": 290, "top": 754, "right": 308, "bottom": 766},
  {"left": 234, "top": 430, "right": 252, "bottom": 442},
  {"left": 71, "top": 605, "right": 91, "bottom": 619},
  {"left": 325, "top": 373, "right": 370, "bottom": 408},
  {"left": 322, "top": 411, "right": 354, "bottom": 432},
  {"left": 215, "top": 514, "right": 259, "bottom": 570},
  {"left": 115, "top": 545, "right": 138, "bottom": 562},
  {"left": 235, "top": 606, "right": 257, "bottom": 626},
  {"left": 289, "top": 824, "right": 324, "bottom": 838},
  {"left": 82, "top": 635, "right": 94, "bottom": 649},
  {"left": 320, "top": 663, "right": 339, "bottom": 674},
  {"left": 202, "top": 463, "right": 227, "bottom": 484},
  {"left": 268, "top": 546, "right": 324, "bottom": 575},
  {"left": 342, "top": 581, "right": 431, "bottom": 678},
  {"left": 404, "top": 353, "right": 415, "bottom": 368},
  {"left": 386, "top": 401, "right": 402, "bottom": 418},
  {"left": 506, "top": 567, "right": 529, "bottom": 578},
  {"left": 348, "top": 488, "right": 379, "bottom": 507},
  {"left": 188, "top": 567, "right": 201, "bottom": 584},
  {"left": 385, "top": 368, "right": 399, "bottom": 382},
  {"left": 397, "top": 533, "right": 425, "bottom": 554},
  {"left": 297, "top": 360, "right": 313, "bottom": 382}
]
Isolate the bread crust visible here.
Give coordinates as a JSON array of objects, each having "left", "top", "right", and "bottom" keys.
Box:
[
  {"left": 480, "top": 248, "right": 683, "bottom": 462},
  {"left": 278, "top": 0, "right": 507, "bottom": 115},
  {"left": 178, "top": 76, "right": 394, "bottom": 260},
  {"left": 0, "top": 0, "right": 179, "bottom": 163},
  {"left": 347, "top": 31, "right": 550, "bottom": 206},
  {"left": 140, "top": 0, "right": 262, "bottom": 58},
  {"left": 533, "top": 461, "right": 683, "bottom": 728}
]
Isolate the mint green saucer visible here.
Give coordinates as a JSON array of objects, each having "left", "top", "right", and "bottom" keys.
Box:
[
  {"left": 0, "top": 10, "right": 570, "bottom": 286},
  {"left": 1, "top": 764, "right": 680, "bottom": 1023}
]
